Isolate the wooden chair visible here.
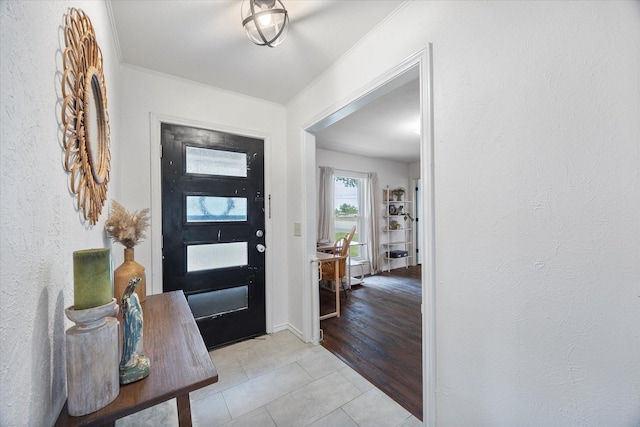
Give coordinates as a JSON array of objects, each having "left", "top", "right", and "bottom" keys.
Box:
[{"left": 320, "top": 226, "right": 356, "bottom": 297}]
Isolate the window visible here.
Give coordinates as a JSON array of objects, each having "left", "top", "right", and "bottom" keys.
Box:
[{"left": 334, "top": 172, "right": 367, "bottom": 259}]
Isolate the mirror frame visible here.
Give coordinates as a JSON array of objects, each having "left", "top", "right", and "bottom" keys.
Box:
[{"left": 61, "top": 8, "right": 111, "bottom": 225}]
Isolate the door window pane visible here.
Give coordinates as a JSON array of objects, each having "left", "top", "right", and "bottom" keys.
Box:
[
  {"left": 186, "top": 146, "right": 247, "bottom": 177},
  {"left": 187, "top": 286, "right": 248, "bottom": 319},
  {"left": 186, "top": 196, "right": 247, "bottom": 222},
  {"left": 187, "top": 242, "right": 248, "bottom": 272}
]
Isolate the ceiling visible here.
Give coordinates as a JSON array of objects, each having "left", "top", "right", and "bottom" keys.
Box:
[
  {"left": 314, "top": 70, "right": 420, "bottom": 164},
  {"left": 108, "top": 0, "right": 420, "bottom": 163}
]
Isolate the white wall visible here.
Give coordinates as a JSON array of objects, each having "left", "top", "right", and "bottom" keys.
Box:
[
  {"left": 408, "top": 161, "right": 419, "bottom": 182},
  {"left": 117, "top": 67, "right": 289, "bottom": 332},
  {"left": 289, "top": 1, "right": 640, "bottom": 425},
  {"left": 316, "top": 148, "right": 409, "bottom": 191},
  {"left": 0, "top": 1, "right": 122, "bottom": 425}
]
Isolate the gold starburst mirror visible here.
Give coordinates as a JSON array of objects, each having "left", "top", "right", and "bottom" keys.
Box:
[{"left": 61, "top": 8, "right": 111, "bottom": 225}]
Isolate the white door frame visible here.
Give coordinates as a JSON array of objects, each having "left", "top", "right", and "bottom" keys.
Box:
[
  {"left": 149, "top": 113, "right": 275, "bottom": 335},
  {"left": 301, "top": 45, "right": 436, "bottom": 425}
]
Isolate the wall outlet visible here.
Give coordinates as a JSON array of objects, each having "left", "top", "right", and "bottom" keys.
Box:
[{"left": 294, "top": 222, "right": 302, "bottom": 236}]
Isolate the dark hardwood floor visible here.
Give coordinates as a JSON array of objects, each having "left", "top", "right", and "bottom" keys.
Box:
[{"left": 320, "top": 265, "right": 422, "bottom": 420}]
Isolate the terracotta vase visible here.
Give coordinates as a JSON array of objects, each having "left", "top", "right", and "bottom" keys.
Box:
[{"left": 113, "top": 248, "right": 146, "bottom": 304}]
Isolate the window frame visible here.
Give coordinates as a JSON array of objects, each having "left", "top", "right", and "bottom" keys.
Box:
[{"left": 333, "top": 170, "right": 368, "bottom": 260}]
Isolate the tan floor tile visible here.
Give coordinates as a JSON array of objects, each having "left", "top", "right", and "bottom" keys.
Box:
[
  {"left": 308, "top": 408, "right": 359, "bottom": 427},
  {"left": 115, "top": 398, "right": 177, "bottom": 426},
  {"left": 339, "top": 366, "right": 375, "bottom": 393},
  {"left": 297, "top": 347, "right": 349, "bottom": 379},
  {"left": 192, "top": 391, "right": 231, "bottom": 426},
  {"left": 222, "top": 361, "right": 313, "bottom": 418},
  {"left": 343, "top": 388, "right": 412, "bottom": 426},
  {"left": 222, "top": 406, "right": 276, "bottom": 427},
  {"left": 266, "top": 370, "right": 362, "bottom": 427},
  {"left": 399, "top": 415, "right": 423, "bottom": 426}
]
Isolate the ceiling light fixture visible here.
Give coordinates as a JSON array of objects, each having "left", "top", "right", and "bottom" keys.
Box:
[{"left": 241, "top": 0, "right": 289, "bottom": 48}]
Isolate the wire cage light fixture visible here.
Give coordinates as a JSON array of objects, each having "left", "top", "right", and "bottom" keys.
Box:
[{"left": 241, "top": 0, "right": 289, "bottom": 48}]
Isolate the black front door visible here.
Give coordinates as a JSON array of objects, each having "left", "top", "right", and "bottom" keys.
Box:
[{"left": 161, "top": 122, "right": 266, "bottom": 348}]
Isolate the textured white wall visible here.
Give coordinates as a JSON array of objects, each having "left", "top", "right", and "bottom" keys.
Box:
[
  {"left": 289, "top": 1, "right": 640, "bottom": 424},
  {"left": 117, "top": 67, "right": 289, "bottom": 331},
  {"left": 0, "top": 1, "right": 122, "bottom": 425}
]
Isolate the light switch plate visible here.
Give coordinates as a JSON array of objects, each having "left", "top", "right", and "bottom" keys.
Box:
[{"left": 294, "top": 222, "right": 302, "bottom": 236}]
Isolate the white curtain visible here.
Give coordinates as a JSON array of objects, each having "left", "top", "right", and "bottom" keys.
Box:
[
  {"left": 365, "top": 172, "right": 380, "bottom": 273},
  {"left": 317, "top": 166, "right": 334, "bottom": 243}
]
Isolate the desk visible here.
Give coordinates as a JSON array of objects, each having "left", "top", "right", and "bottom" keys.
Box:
[
  {"left": 317, "top": 251, "right": 345, "bottom": 320},
  {"left": 55, "top": 291, "right": 218, "bottom": 427},
  {"left": 317, "top": 241, "right": 369, "bottom": 288}
]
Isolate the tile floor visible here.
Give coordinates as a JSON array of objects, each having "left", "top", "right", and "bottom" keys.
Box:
[{"left": 117, "top": 330, "right": 421, "bottom": 426}]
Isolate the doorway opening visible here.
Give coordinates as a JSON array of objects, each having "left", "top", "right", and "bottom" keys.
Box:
[{"left": 303, "top": 46, "right": 435, "bottom": 423}]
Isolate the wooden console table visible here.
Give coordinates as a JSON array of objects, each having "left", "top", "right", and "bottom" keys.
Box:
[{"left": 55, "top": 291, "right": 218, "bottom": 427}]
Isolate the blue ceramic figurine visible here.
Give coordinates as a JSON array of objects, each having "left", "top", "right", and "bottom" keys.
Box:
[{"left": 119, "top": 277, "right": 150, "bottom": 384}]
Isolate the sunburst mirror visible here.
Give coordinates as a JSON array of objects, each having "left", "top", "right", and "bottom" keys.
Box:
[{"left": 61, "top": 8, "right": 111, "bottom": 225}]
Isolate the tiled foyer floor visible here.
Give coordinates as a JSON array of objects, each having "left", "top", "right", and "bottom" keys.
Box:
[{"left": 117, "top": 330, "right": 421, "bottom": 426}]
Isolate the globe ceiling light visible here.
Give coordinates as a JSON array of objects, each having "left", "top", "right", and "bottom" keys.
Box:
[{"left": 241, "top": 0, "right": 289, "bottom": 48}]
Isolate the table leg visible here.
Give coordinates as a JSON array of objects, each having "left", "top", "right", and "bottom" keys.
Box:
[{"left": 176, "top": 394, "right": 192, "bottom": 427}]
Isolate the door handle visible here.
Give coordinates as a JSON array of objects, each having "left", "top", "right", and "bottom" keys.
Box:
[{"left": 256, "top": 244, "right": 266, "bottom": 253}]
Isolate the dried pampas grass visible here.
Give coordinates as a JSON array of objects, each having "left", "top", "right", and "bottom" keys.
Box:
[{"left": 105, "top": 201, "right": 150, "bottom": 248}]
